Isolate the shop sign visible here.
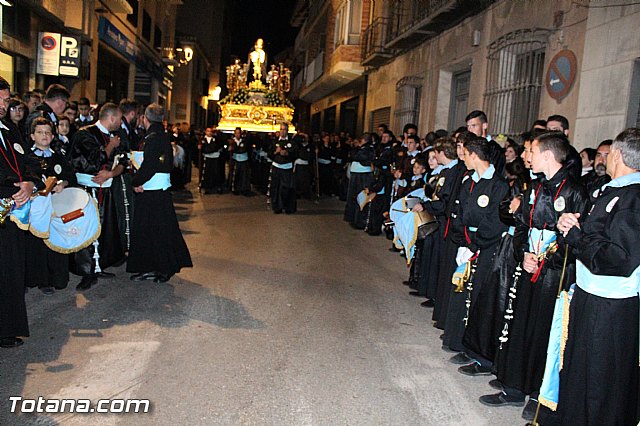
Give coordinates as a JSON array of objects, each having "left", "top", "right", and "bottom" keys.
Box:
[
  {"left": 98, "top": 17, "right": 163, "bottom": 79},
  {"left": 36, "top": 32, "right": 81, "bottom": 77}
]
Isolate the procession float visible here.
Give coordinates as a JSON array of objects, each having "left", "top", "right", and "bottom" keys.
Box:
[{"left": 217, "top": 38, "right": 296, "bottom": 133}]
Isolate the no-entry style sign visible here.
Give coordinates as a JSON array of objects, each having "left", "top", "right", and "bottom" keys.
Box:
[{"left": 546, "top": 49, "right": 577, "bottom": 101}]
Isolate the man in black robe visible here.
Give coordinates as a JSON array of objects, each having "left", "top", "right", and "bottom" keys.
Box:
[
  {"left": 434, "top": 134, "right": 470, "bottom": 330},
  {"left": 269, "top": 123, "right": 298, "bottom": 214},
  {"left": 412, "top": 137, "right": 460, "bottom": 306},
  {"left": 465, "top": 110, "right": 505, "bottom": 176},
  {"left": 294, "top": 132, "right": 315, "bottom": 199},
  {"left": 230, "top": 127, "right": 251, "bottom": 195},
  {"left": 344, "top": 134, "right": 375, "bottom": 225},
  {"left": 546, "top": 114, "right": 582, "bottom": 180},
  {"left": 0, "top": 76, "right": 42, "bottom": 348},
  {"left": 200, "top": 126, "right": 227, "bottom": 194},
  {"left": 317, "top": 133, "right": 336, "bottom": 196},
  {"left": 69, "top": 103, "right": 127, "bottom": 290},
  {"left": 556, "top": 128, "right": 640, "bottom": 426},
  {"left": 113, "top": 99, "right": 139, "bottom": 252},
  {"left": 481, "top": 132, "right": 588, "bottom": 421},
  {"left": 127, "top": 104, "right": 192, "bottom": 283},
  {"left": 450, "top": 136, "right": 508, "bottom": 376},
  {"left": 582, "top": 139, "right": 612, "bottom": 197}
]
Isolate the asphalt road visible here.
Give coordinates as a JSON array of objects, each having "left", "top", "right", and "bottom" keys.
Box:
[{"left": 0, "top": 185, "right": 524, "bottom": 425}]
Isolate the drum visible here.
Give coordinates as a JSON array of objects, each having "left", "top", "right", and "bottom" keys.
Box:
[
  {"left": 357, "top": 190, "right": 377, "bottom": 211},
  {"left": 45, "top": 187, "right": 101, "bottom": 254},
  {"left": 415, "top": 210, "right": 439, "bottom": 240}
]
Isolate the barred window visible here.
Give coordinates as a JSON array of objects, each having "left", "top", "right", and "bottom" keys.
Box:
[
  {"left": 483, "top": 29, "right": 549, "bottom": 138},
  {"left": 395, "top": 76, "right": 422, "bottom": 132}
]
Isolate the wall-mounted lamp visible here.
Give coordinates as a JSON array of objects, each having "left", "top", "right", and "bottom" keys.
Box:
[{"left": 472, "top": 30, "right": 481, "bottom": 47}]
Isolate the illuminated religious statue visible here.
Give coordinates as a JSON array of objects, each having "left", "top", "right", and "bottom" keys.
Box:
[
  {"left": 249, "top": 38, "right": 266, "bottom": 81},
  {"left": 279, "top": 64, "right": 291, "bottom": 93},
  {"left": 238, "top": 62, "right": 249, "bottom": 89},
  {"left": 226, "top": 59, "right": 241, "bottom": 91},
  {"left": 266, "top": 64, "right": 279, "bottom": 90}
]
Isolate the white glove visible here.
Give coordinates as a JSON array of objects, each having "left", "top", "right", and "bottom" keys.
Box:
[{"left": 456, "top": 247, "right": 474, "bottom": 266}]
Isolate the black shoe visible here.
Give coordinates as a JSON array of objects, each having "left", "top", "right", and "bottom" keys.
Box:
[
  {"left": 96, "top": 271, "right": 115, "bottom": 278},
  {"left": 273, "top": 209, "right": 283, "bottom": 214},
  {"left": 449, "top": 352, "right": 474, "bottom": 365},
  {"left": 389, "top": 246, "right": 400, "bottom": 252},
  {"left": 285, "top": 210, "right": 295, "bottom": 214},
  {"left": 479, "top": 392, "right": 525, "bottom": 407},
  {"left": 402, "top": 280, "right": 411, "bottom": 286},
  {"left": 421, "top": 299, "right": 435, "bottom": 308},
  {"left": 441, "top": 345, "right": 458, "bottom": 353},
  {"left": 0, "top": 337, "right": 24, "bottom": 348},
  {"left": 76, "top": 276, "right": 97, "bottom": 291},
  {"left": 130, "top": 272, "right": 158, "bottom": 282},
  {"left": 40, "top": 287, "right": 55, "bottom": 296},
  {"left": 488, "top": 379, "right": 503, "bottom": 391},
  {"left": 458, "top": 362, "right": 493, "bottom": 376},
  {"left": 153, "top": 273, "right": 173, "bottom": 283},
  {"left": 408, "top": 291, "right": 424, "bottom": 297},
  {"left": 521, "top": 399, "right": 538, "bottom": 421}
]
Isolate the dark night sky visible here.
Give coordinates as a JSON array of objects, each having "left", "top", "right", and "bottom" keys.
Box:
[{"left": 225, "top": 0, "right": 299, "bottom": 61}]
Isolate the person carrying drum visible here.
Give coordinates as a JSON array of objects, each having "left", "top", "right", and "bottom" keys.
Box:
[{"left": 24, "top": 117, "right": 76, "bottom": 295}]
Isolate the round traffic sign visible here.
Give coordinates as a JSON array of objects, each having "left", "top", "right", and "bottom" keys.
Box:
[
  {"left": 546, "top": 50, "right": 577, "bottom": 101},
  {"left": 41, "top": 36, "right": 57, "bottom": 51}
]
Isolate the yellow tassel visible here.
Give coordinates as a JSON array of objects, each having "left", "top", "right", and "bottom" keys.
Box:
[{"left": 560, "top": 290, "right": 570, "bottom": 371}]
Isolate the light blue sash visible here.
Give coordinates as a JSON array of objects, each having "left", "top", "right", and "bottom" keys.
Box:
[
  {"left": 576, "top": 260, "right": 640, "bottom": 299},
  {"left": 350, "top": 161, "right": 372, "bottom": 173},
  {"left": 318, "top": 158, "right": 331, "bottom": 165},
  {"left": 76, "top": 173, "right": 113, "bottom": 188},
  {"left": 273, "top": 162, "right": 293, "bottom": 170},
  {"left": 232, "top": 152, "right": 249, "bottom": 162},
  {"left": 295, "top": 158, "right": 309, "bottom": 166},
  {"left": 143, "top": 173, "right": 171, "bottom": 191}
]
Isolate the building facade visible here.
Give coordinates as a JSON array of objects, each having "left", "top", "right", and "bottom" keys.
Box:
[
  {"left": 359, "top": 0, "right": 640, "bottom": 149},
  {"left": 0, "top": 0, "right": 180, "bottom": 111},
  {"left": 290, "top": 0, "right": 372, "bottom": 136}
]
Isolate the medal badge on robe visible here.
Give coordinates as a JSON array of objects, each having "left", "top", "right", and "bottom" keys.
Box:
[{"left": 477, "top": 194, "right": 489, "bottom": 208}]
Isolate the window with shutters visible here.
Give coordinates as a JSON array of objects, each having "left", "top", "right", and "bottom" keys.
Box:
[
  {"left": 395, "top": 76, "right": 422, "bottom": 132},
  {"left": 483, "top": 29, "right": 548, "bottom": 138},
  {"left": 334, "top": 0, "right": 363, "bottom": 48},
  {"left": 448, "top": 70, "right": 471, "bottom": 132},
  {"left": 370, "top": 107, "right": 391, "bottom": 132}
]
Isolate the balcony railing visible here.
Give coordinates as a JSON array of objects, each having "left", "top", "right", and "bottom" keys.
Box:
[
  {"left": 386, "top": 0, "right": 494, "bottom": 50},
  {"left": 361, "top": 17, "right": 395, "bottom": 67}
]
